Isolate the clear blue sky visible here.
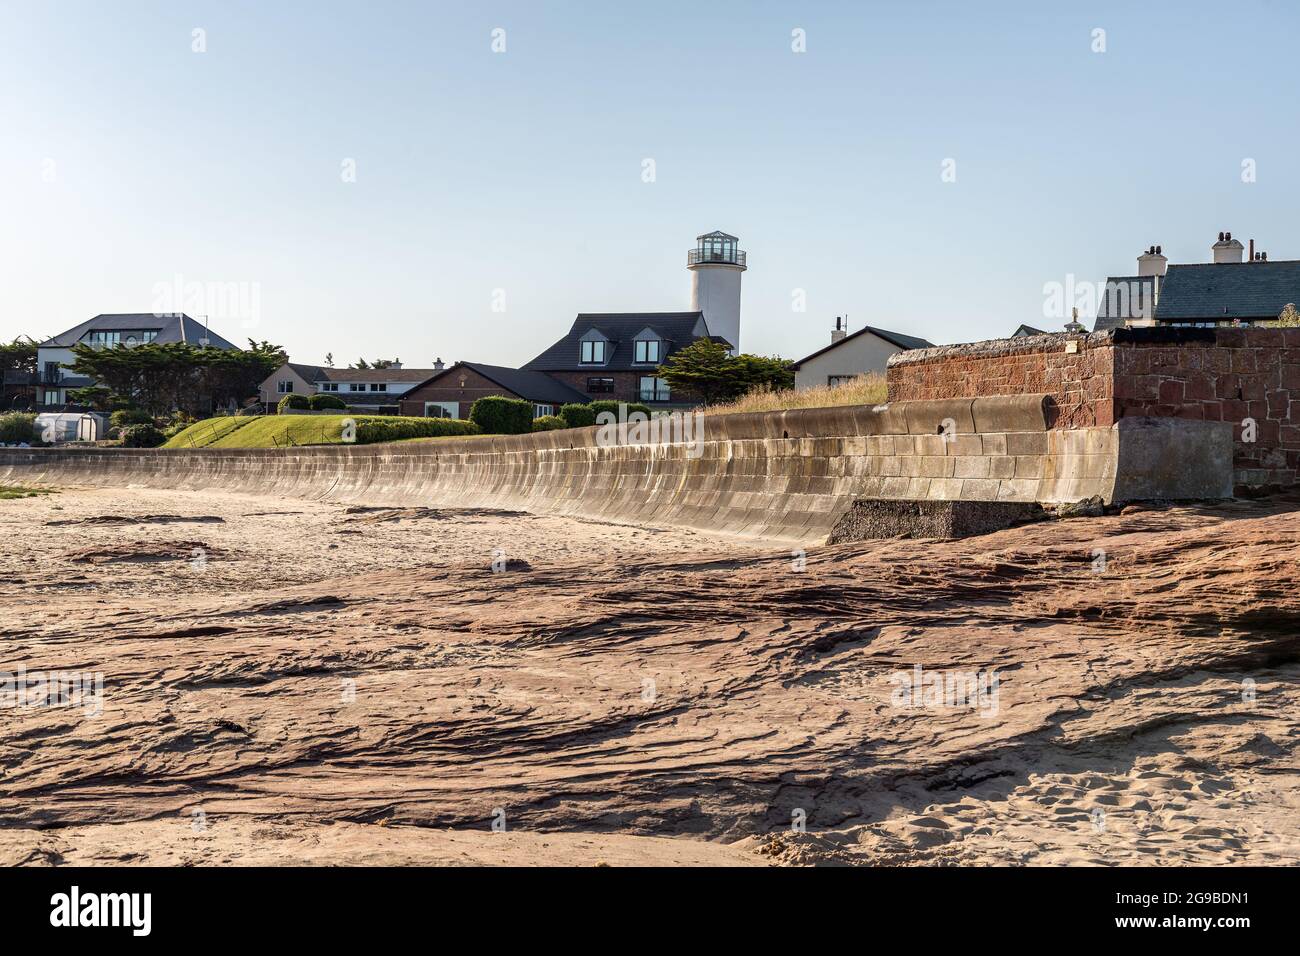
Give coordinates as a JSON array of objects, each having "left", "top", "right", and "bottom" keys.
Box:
[{"left": 2, "top": 0, "right": 1297, "bottom": 366}]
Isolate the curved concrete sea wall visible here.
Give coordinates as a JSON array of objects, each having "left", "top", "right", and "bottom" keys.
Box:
[{"left": 0, "top": 396, "right": 1230, "bottom": 545}]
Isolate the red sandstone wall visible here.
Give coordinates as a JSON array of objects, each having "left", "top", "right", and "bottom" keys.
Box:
[
  {"left": 887, "top": 334, "right": 1114, "bottom": 428},
  {"left": 887, "top": 328, "right": 1300, "bottom": 489}
]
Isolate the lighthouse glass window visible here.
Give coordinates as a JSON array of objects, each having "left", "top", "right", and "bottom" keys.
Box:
[{"left": 580, "top": 341, "right": 606, "bottom": 364}]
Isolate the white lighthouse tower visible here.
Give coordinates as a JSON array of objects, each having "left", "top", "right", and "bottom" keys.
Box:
[{"left": 688, "top": 230, "right": 746, "bottom": 353}]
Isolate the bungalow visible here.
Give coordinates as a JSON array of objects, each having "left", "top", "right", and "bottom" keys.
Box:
[
  {"left": 791, "top": 317, "right": 935, "bottom": 390},
  {"left": 259, "top": 361, "right": 446, "bottom": 414},
  {"left": 36, "top": 313, "right": 237, "bottom": 408},
  {"left": 398, "top": 362, "right": 589, "bottom": 419}
]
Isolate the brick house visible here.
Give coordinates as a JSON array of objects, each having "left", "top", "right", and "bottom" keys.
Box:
[
  {"left": 398, "top": 362, "right": 588, "bottom": 419},
  {"left": 521, "top": 312, "right": 729, "bottom": 408}
]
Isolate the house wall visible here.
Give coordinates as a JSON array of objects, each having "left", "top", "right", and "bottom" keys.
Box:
[
  {"left": 259, "top": 366, "right": 315, "bottom": 405},
  {"left": 398, "top": 367, "right": 524, "bottom": 419},
  {"left": 543, "top": 370, "right": 650, "bottom": 404},
  {"left": 886, "top": 327, "right": 1300, "bottom": 490},
  {"left": 794, "top": 334, "right": 907, "bottom": 390}
]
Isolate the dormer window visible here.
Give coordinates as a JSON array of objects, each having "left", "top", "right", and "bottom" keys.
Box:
[
  {"left": 580, "top": 340, "right": 607, "bottom": 364},
  {"left": 634, "top": 340, "right": 661, "bottom": 364}
]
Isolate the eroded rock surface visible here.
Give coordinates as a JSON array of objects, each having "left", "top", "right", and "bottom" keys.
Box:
[{"left": 2, "top": 488, "right": 1298, "bottom": 865}]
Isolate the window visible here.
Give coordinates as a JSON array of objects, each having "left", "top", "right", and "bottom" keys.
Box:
[
  {"left": 83, "top": 330, "right": 121, "bottom": 348},
  {"left": 586, "top": 377, "right": 615, "bottom": 394},
  {"left": 320, "top": 382, "right": 339, "bottom": 392},
  {"left": 638, "top": 377, "right": 670, "bottom": 402},
  {"left": 277, "top": 380, "right": 293, "bottom": 394},
  {"left": 827, "top": 375, "right": 856, "bottom": 387},
  {"left": 424, "top": 402, "right": 458, "bottom": 418},
  {"left": 370, "top": 383, "right": 387, "bottom": 392},
  {"left": 43, "top": 362, "right": 61, "bottom": 384},
  {"left": 42, "top": 389, "right": 61, "bottom": 405},
  {"left": 533, "top": 404, "right": 554, "bottom": 418},
  {"left": 634, "top": 340, "right": 661, "bottom": 364},
  {"left": 580, "top": 340, "right": 606, "bottom": 364},
  {"left": 350, "top": 383, "right": 366, "bottom": 392}
]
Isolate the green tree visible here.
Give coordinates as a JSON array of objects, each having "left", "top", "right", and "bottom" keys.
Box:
[
  {"left": 0, "top": 336, "right": 39, "bottom": 377},
  {"left": 67, "top": 340, "right": 285, "bottom": 416},
  {"left": 656, "top": 339, "right": 795, "bottom": 405}
]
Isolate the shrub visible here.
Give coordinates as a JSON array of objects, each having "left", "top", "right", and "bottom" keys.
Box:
[
  {"left": 120, "top": 424, "right": 167, "bottom": 448},
  {"left": 308, "top": 393, "right": 348, "bottom": 410},
  {"left": 110, "top": 408, "right": 154, "bottom": 430},
  {"left": 353, "top": 416, "right": 479, "bottom": 444},
  {"left": 0, "top": 412, "right": 37, "bottom": 444},
  {"left": 277, "top": 393, "right": 310, "bottom": 412},
  {"left": 469, "top": 396, "right": 534, "bottom": 435},
  {"left": 588, "top": 400, "right": 652, "bottom": 420},
  {"left": 558, "top": 403, "right": 595, "bottom": 428},
  {"left": 531, "top": 415, "right": 567, "bottom": 432}
]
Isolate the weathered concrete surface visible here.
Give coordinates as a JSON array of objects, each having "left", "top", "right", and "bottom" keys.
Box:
[
  {"left": 0, "top": 397, "right": 1231, "bottom": 544},
  {"left": 828, "top": 499, "right": 1045, "bottom": 542}
]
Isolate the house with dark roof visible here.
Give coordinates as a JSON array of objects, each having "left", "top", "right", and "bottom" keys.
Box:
[
  {"left": 522, "top": 311, "right": 730, "bottom": 407},
  {"left": 791, "top": 317, "right": 935, "bottom": 390},
  {"left": 1093, "top": 233, "right": 1300, "bottom": 331},
  {"left": 259, "top": 360, "right": 448, "bottom": 414},
  {"left": 36, "top": 313, "right": 237, "bottom": 407},
  {"left": 1010, "top": 324, "right": 1048, "bottom": 338},
  {"left": 397, "top": 362, "right": 589, "bottom": 419}
]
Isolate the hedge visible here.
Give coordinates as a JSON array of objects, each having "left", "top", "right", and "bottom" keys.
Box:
[
  {"left": 354, "top": 417, "right": 480, "bottom": 444},
  {"left": 558, "top": 403, "right": 595, "bottom": 428},
  {"left": 0, "top": 412, "right": 37, "bottom": 444},
  {"left": 588, "top": 400, "right": 653, "bottom": 420},
  {"left": 469, "top": 396, "right": 534, "bottom": 435},
  {"left": 308, "top": 393, "right": 348, "bottom": 410},
  {"left": 120, "top": 424, "right": 167, "bottom": 448},
  {"left": 531, "top": 414, "right": 567, "bottom": 432},
  {"left": 277, "top": 393, "right": 310, "bottom": 412}
]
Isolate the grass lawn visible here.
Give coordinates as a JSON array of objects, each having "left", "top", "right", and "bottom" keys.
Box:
[
  {"left": 165, "top": 415, "right": 362, "bottom": 449},
  {"left": 0, "top": 484, "right": 55, "bottom": 500}
]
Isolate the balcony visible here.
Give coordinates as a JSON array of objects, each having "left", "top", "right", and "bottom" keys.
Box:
[{"left": 687, "top": 248, "right": 746, "bottom": 268}]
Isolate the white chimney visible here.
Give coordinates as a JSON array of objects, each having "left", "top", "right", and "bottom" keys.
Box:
[
  {"left": 831, "top": 316, "right": 847, "bottom": 343},
  {"left": 1212, "top": 231, "right": 1245, "bottom": 264},
  {"left": 390, "top": 360, "right": 402, "bottom": 369},
  {"left": 1137, "top": 245, "right": 1167, "bottom": 277}
]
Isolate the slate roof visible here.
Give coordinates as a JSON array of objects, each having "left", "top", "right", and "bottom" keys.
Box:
[
  {"left": 1153, "top": 261, "right": 1300, "bottom": 322},
  {"left": 523, "top": 312, "right": 723, "bottom": 372},
  {"left": 285, "top": 363, "right": 441, "bottom": 384},
  {"left": 790, "top": 324, "right": 936, "bottom": 369},
  {"left": 1011, "top": 324, "right": 1047, "bottom": 337},
  {"left": 1092, "top": 276, "right": 1159, "bottom": 332},
  {"left": 39, "top": 314, "right": 238, "bottom": 350},
  {"left": 409, "top": 362, "right": 589, "bottom": 406}
]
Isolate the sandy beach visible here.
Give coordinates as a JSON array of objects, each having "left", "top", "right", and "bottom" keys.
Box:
[{"left": 2, "top": 484, "right": 1298, "bottom": 866}]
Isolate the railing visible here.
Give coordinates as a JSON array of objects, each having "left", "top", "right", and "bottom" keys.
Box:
[
  {"left": 639, "top": 389, "right": 672, "bottom": 403},
  {"left": 687, "top": 249, "right": 746, "bottom": 268}
]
